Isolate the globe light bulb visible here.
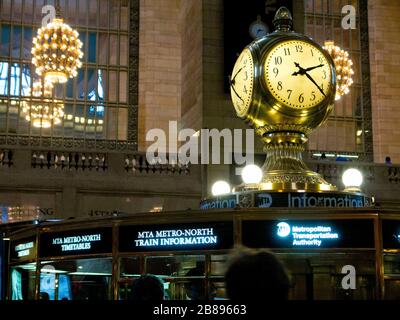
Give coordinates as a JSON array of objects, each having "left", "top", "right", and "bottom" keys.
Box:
[
  {"left": 241, "top": 165, "right": 263, "bottom": 184},
  {"left": 342, "top": 168, "right": 363, "bottom": 192},
  {"left": 211, "top": 181, "right": 231, "bottom": 196}
]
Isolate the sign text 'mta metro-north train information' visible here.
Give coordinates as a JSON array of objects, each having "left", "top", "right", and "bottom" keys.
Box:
[
  {"left": 135, "top": 228, "right": 217, "bottom": 247},
  {"left": 119, "top": 222, "right": 234, "bottom": 252}
]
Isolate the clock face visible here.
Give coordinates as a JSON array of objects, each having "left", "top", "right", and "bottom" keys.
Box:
[
  {"left": 264, "top": 40, "right": 333, "bottom": 109},
  {"left": 230, "top": 48, "right": 254, "bottom": 117}
]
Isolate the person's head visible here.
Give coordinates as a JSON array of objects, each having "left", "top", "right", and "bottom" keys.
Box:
[
  {"left": 131, "top": 274, "right": 164, "bottom": 301},
  {"left": 224, "top": 248, "right": 290, "bottom": 301},
  {"left": 39, "top": 292, "right": 50, "bottom": 300},
  {"left": 385, "top": 156, "right": 392, "bottom": 163},
  {"left": 184, "top": 266, "right": 206, "bottom": 300}
]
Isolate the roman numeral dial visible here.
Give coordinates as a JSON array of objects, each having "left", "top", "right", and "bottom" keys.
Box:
[
  {"left": 230, "top": 49, "right": 254, "bottom": 117},
  {"left": 264, "top": 40, "right": 332, "bottom": 109}
]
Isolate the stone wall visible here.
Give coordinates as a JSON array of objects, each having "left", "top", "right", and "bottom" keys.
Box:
[
  {"left": 138, "top": 0, "right": 182, "bottom": 151},
  {"left": 180, "top": 0, "right": 203, "bottom": 131},
  {"left": 368, "top": 1, "right": 400, "bottom": 164},
  {"left": 0, "top": 150, "right": 202, "bottom": 221}
]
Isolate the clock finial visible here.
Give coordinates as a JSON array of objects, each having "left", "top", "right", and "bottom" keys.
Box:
[{"left": 273, "top": 6, "right": 293, "bottom": 32}]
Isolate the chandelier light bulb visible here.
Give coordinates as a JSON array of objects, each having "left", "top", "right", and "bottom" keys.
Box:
[{"left": 323, "top": 40, "right": 354, "bottom": 101}]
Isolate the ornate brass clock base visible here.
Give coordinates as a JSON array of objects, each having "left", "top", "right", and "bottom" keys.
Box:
[
  {"left": 259, "top": 170, "right": 336, "bottom": 192},
  {"left": 243, "top": 132, "right": 336, "bottom": 192}
]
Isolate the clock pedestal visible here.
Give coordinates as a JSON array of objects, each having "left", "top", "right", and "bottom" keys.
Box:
[
  {"left": 257, "top": 131, "right": 336, "bottom": 192},
  {"left": 200, "top": 7, "right": 370, "bottom": 211},
  {"left": 231, "top": 7, "right": 337, "bottom": 193}
]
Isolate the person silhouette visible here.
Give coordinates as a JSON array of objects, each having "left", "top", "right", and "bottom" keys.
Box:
[
  {"left": 39, "top": 292, "right": 50, "bottom": 300},
  {"left": 224, "top": 248, "right": 290, "bottom": 301},
  {"left": 184, "top": 266, "right": 206, "bottom": 300},
  {"left": 131, "top": 274, "right": 164, "bottom": 301}
]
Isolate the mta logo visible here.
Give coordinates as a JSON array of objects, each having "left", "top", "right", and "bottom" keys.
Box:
[{"left": 277, "top": 222, "right": 291, "bottom": 238}]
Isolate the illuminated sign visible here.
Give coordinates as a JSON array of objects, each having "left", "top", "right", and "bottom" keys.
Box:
[
  {"left": 382, "top": 220, "right": 400, "bottom": 249},
  {"left": 276, "top": 223, "right": 339, "bottom": 247},
  {"left": 40, "top": 228, "right": 112, "bottom": 257},
  {"left": 242, "top": 219, "right": 374, "bottom": 249},
  {"left": 135, "top": 228, "right": 217, "bottom": 247},
  {"left": 277, "top": 222, "right": 291, "bottom": 237},
  {"left": 51, "top": 234, "right": 102, "bottom": 252},
  {"left": 284, "top": 193, "right": 369, "bottom": 208},
  {"left": 200, "top": 192, "right": 371, "bottom": 209},
  {"left": 200, "top": 195, "right": 237, "bottom": 210},
  {"left": 254, "top": 192, "right": 372, "bottom": 208},
  {"left": 119, "top": 222, "right": 233, "bottom": 252},
  {"left": 11, "top": 238, "right": 36, "bottom": 261},
  {"left": 15, "top": 242, "right": 34, "bottom": 257}
]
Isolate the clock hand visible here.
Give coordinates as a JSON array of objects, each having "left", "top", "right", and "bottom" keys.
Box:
[
  {"left": 292, "top": 62, "right": 326, "bottom": 97},
  {"left": 294, "top": 62, "right": 303, "bottom": 70},
  {"left": 229, "top": 67, "right": 243, "bottom": 86},
  {"left": 305, "top": 64, "right": 324, "bottom": 72},
  {"left": 304, "top": 72, "right": 326, "bottom": 97},
  {"left": 292, "top": 62, "right": 306, "bottom": 76},
  {"left": 231, "top": 85, "right": 244, "bottom": 103}
]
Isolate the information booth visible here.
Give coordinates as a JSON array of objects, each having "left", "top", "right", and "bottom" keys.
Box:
[
  {"left": 381, "top": 217, "right": 400, "bottom": 299},
  {"left": 4, "top": 208, "right": 400, "bottom": 300}
]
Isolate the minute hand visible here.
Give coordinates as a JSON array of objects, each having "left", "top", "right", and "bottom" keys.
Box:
[
  {"left": 304, "top": 72, "right": 326, "bottom": 97},
  {"left": 231, "top": 85, "right": 244, "bottom": 103},
  {"left": 230, "top": 67, "right": 243, "bottom": 86},
  {"left": 305, "top": 64, "right": 324, "bottom": 72}
]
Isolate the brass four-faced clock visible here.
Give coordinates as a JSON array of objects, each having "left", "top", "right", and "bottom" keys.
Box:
[
  {"left": 230, "top": 28, "right": 336, "bottom": 131},
  {"left": 230, "top": 7, "right": 338, "bottom": 192}
]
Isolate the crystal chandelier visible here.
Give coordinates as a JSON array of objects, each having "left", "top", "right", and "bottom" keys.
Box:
[
  {"left": 31, "top": 18, "right": 83, "bottom": 84},
  {"left": 323, "top": 40, "right": 354, "bottom": 100},
  {"left": 21, "top": 80, "right": 65, "bottom": 128}
]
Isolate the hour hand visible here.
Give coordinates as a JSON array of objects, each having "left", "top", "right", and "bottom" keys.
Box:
[{"left": 292, "top": 62, "right": 305, "bottom": 76}]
